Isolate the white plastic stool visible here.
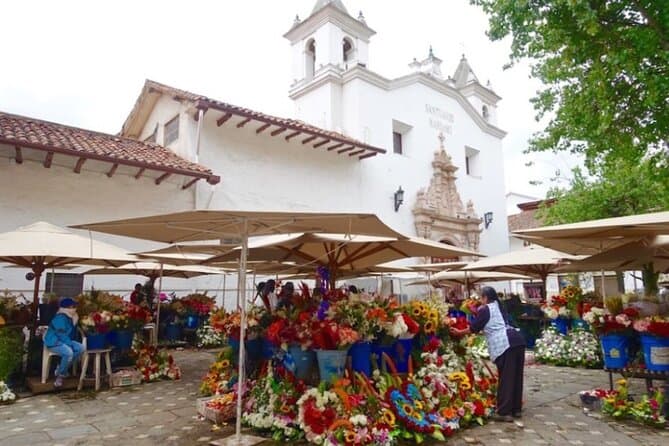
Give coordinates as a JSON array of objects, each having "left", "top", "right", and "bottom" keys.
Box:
[{"left": 78, "top": 348, "right": 112, "bottom": 391}]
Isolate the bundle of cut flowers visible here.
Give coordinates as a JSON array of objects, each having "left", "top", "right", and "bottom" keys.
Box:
[
  {"left": 584, "top": 306, "right": 639, "bottom": 336},
  {"left": 541, "top": 295, "right": 571, "bottom": 320},
  {"left": 536, "top": 327, "right": 601, "bottom": 368},
  {"left": 633, "top": 316, "right": 669, "bottom": 338},
  {"left": 133, "top": 343, "right": 181, "bottom": 382},
  {"left": 180, "top": 293, "right": 215, "bottom": 316},
  {"left": 80, "top": 310, "right": 112, "bottom": 335},
  {"left": 594, "top": 378, "right": 668, "bottom": 426},
  {"left": 109, "top": 302, "right": 152, "bottom": 331},
  {"left": 200, "top": 348, "right": 236, "bottom": 396},
  {"left": 196, "top": 324, "right": 226, "bottom": 348},
  {"left": 0, "top": 381, "right": 16, "bottom": 404}
]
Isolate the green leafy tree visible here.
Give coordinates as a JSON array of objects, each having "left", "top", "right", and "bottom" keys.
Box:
[{"left": 473, "top": 0, "right": 669, "bottom": 170}]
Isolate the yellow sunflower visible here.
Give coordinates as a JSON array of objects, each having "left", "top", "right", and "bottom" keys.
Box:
[
  {"left": 402, "top": 403, "right": 414, "bottom": 416},
  {"left": 381, "top": 408, "right": 396, "bottom": 426},
  {"left": 424, "top": 320, "right": 436, "bottom": 334},
  {"left": 220, "top": 359, "right": 231, "bottom": 368}
]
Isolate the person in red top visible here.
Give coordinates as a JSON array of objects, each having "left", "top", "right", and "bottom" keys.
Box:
[{"left": 130, "top": 283, "right": 144, "bottom": 305}]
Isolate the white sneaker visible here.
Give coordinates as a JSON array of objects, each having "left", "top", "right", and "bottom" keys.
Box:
[{"left": 54, "top": 376, "right": 64, "bottom": 388}]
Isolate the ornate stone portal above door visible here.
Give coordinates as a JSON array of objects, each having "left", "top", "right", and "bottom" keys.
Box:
[{"left": 413, "top": 135, "right": 482, "bottom": 256}]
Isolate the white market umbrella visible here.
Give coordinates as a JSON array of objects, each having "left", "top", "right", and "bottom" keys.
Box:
[
  {"left": 0, "top": 221, "right": 137, "bottom": 335},
  {"left": 463, "top": 247, "right": 582, "bottom": 298},
  {"left": 407, "top": 270, "right": 531, "bottom": 286},
  {"left": 71, "top": 209, "right": 406, "bottom": 443},
  {"left": 84, "top": 261, "right": 227, "bottom": 279},
  {"left": 513, "top": 211, "right": 669, "bottom": 255},
  {"left": 201, "top": 232, "right": 480, "bottom": 288}
]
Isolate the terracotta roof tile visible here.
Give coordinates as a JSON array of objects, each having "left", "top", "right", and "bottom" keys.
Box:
[
  {"left": 0, "top": 111, "right": 219, "bottom": 184},
  {"left": 508, "top": 209, "right": 543, "bottom": 232},
  {"left": 143, "top": 80, "right": 385, "bottom": 157}
]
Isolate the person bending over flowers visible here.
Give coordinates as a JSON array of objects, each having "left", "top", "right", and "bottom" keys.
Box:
[
  {"left": 44, "top": 298, "right": 86, "bottom": 388},
  {"left": 450, "top": 286, "right": 525, "bottom": 422}
]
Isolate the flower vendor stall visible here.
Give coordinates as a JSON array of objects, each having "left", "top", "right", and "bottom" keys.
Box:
[{"left": 198, "top": 283, "right": 502, "bottom": 444}]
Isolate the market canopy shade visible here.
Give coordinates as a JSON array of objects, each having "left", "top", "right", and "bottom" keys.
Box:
[
  {"left": 556, "top": 236, "right": 669, "bottom": 274},
  {"left": 71, "top": 210, "right": 405, "bottom": 243},
  {"left": 407, "top": 270, "right": 531, "bottom": 286},
  {"left": 407, "top": 262, "right": 468, "bottom": 272},
  {"left": 463, "top": 247, "right": 582, "bottom": 297},
  {"left": 70, "top": 209, "right": 407, "bottom": 442},
  {"left": 0, "top": 221, "right": 138, "bottom": 334},
  {"left": 84, "top": 261, "right": 228, "bottom": 279},
  {"left": 200, "top": 232, "right": 480, "bottom": 287},
  {"left": 513, "top": 211, "right": 669, "bottom": 255}
]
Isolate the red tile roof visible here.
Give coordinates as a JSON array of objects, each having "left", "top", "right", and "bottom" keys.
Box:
[
  {"left": 131, "top": 80, "right": 385, "bottom": 159},
  {"left": 0, "top": 111, "right": 220, "bottom": 184},
  {"left": 508, "top": 209, "right": 543, "bottom": 232}
]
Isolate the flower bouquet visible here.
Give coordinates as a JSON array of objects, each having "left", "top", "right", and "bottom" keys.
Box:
[
  {"left": 196, "top": 324, "right": 226, "bottom": 348},
  {"left": 133, "top": 343, "right": 181, "bottom": 382},
  {"left": 0, "top": 381, "right": 16, "bottom": 404},
  {"left": 633, "top": 316, "right": 669, "bottom": 371},
  {"left": 80, "top": 310, "right": 112, "bottom": 335}
]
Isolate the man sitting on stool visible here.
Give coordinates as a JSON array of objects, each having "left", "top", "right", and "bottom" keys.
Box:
[{"left": 44, "top": 298, "right": 86, "bottom": 387}]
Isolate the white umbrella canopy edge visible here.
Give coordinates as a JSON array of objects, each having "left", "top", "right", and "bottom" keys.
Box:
[
  {"left": 83, "top": 262, "right": 230, "bottom": 279},
  {"left": 0, "top": 221, "right": 139, "bottom": 336},
  {"left": 70, "top": 210, "right": 406, "bottom": 243}
]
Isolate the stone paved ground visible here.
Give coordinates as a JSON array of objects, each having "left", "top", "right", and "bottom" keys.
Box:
[{"left": 0, "top": 350, "right": 667, "bottom": 445}]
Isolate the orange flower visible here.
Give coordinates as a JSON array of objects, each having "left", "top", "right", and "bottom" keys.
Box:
[
  {"left": 344, "top": 430, "right": 356, "bottom": 443},
  {"left": 440, "top": 407, "right": 456, "bottom": 419}
]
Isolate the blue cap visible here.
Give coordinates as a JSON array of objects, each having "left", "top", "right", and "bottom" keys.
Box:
[{"left": 59, "top": 298, "right": 77, "bottom": 308}]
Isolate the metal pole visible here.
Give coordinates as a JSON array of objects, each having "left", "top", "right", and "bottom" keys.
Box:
[
  {"left": 154, "top": 263, "right": 164, "bottom": 346},
  {"left": 50, "top": 267, "right": 55, "bottom": 293},
  {"left": 222, "top": 273, "right": 227, "bottom": 309},
  {"left": 235, "top": 218, "right": 249, "bottom": 441}
]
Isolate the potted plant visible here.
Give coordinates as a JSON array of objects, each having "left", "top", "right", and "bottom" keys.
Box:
[{"left": 80, "top": 310, "right": 112, "bottom": 349}]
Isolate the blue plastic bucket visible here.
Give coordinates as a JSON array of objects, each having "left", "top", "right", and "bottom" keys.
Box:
[
  {"left": 601, "top": 334, "right": 630, "bottom": 369},
  {"left": 261, "top": 338, "right": 275, "bottom": 359},
  {"left": 551, "top": 317, "right": 570, "bottom": 335},
  {"left": 289, "top": 345, "right": 315, "bottom": 380},
  {"left": 87, "top": 333, "right": 108, "bottom": 350},
  {"left": 572, "top": 318, "right": 590, "bottom": 331},
  {"left": 393, "top": 338, "right": 413, "bottom": 373},
  {"left": 185, "top": 315, "right": 200, "bottom": 329},
  {"left": 316, "top": 349, "right": 347, "bottom": 383},
  {"left": 348, "top": 341, "right": 371, "bottom": 376},
  {"left": 640, "top": 335, "right": 669, "bottom": 372},
  {"left": 108, "top": 330, "right": 134, "bottom": 349},
  {"left": 165, "top": 323, "right": 182, "bottom": 341},
  {"left": 371, "top": 342, "right": 395, "bottom": 371}
]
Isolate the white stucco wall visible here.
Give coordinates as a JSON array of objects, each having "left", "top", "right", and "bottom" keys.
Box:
[{"left": 0, "top": 146, "right": 230, "bottom": 300}]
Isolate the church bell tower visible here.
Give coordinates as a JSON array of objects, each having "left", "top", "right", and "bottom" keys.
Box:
[{"left": 284, "top": 0, "right": 375, "bottom": 132}]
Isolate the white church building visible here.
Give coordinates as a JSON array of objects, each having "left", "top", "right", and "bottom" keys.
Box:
[{"left": 0, "top": 0, "right": 510, "bottom": 300}]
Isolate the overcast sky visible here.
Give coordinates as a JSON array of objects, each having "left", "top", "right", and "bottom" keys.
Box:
[{"left": 0, "top": 0, "right": 580, "bottom": 198}]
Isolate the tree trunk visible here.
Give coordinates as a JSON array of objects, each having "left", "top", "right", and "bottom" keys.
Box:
[{"left": 641, "top": 263, "right": 659, "bottom": 296}]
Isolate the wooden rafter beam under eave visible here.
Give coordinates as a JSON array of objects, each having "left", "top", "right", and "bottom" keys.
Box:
[
  {"left": 193, "top": 108, "right": 207, "bottom": 121},
  {"left": 348, "top": 149, "right": 365, "bottom": 157},
  {"left": 73, "top": 157, "right": 86, "bottom": 173},
  {"left": 358, "top": 152, "right": 377, "bottom": 160},
  {"left": 106, "top": 163, "right": 119, "bottom": 178},
  {"left": 256, "top": 123, "right": 271, "bottom": 134},
  {"left": 14, "top": 146, "right": 23, "bottom": 164},
  {"left": 43, "top": 152, "right": 54, "bottom": 168},
  {"left": 181, "top": 177, "right": 200, "bottom": 190},
  {"left": 302, "top": 135, "right": 318, "bottom": 144},
  {"left": 327, "top": 143, "right": 344, "bottom": 151},
  {"left": 134, "top": 167, "right": 146, "bottom": 180},
  {"left": 271, "top": 127, "right": 287, "bottom": 136},
  {"left": 313, "top": 139, "right": 330, "bottom": 148},
  {"left": 284, "top": 131, "right": 301, "bottom": 141},
  {"left": 337, "top": 146, "right": 355, "bottom": 154},
  {"left": 217, "top": 113, "right": 233, "bottom": 126},
  {"left": 236, "top": 118, "right": 252, "bottom": 128},
  {"left": 155, "top": 172, "right": 171, "bottom": 185}
]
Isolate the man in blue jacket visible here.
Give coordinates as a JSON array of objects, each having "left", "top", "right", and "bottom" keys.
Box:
[{"left": 44, "top": 298, "right": 85, "bottom": 387}]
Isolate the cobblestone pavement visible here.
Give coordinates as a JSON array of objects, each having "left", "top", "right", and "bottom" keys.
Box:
[{"left": 0, "top": 350, "right": 667, "bottom": 445}]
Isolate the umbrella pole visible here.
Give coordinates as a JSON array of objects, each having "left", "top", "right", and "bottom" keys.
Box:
[
  {"left": 235, "top": 218, "right": 249, "bottom": 442},
  {"left": 222, "top": 274, "right": 227, "bottom": 309},
  {"left": 154, "top": 264, "right": 164, "bottom": 346},
  {"left": 50, "top": 267, "right": 55, "bottom": 293},
  {"left": 600, "top": 269, "right": 607, "bottom": 299},
  {"left": 30, "top": 265, "right": 45, "bottom": 338}
]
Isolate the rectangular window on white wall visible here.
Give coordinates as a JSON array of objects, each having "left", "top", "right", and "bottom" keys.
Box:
[
  {"left": 465, "top": 146, "right": 481, "bottom": 177},
  {"left": 164, "top": 115, "right": 179, "bottom": 145},
  {"left": 391, "top": 119, "right": 412, "bottom": 156}
]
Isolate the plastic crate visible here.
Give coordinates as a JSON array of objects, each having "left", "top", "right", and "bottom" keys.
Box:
[
  {"left": 196, "top": 395, "right": 236, "bottom": 424},
  {"left": 110, "top": 369, "right": 142, "bottom": 387}
]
